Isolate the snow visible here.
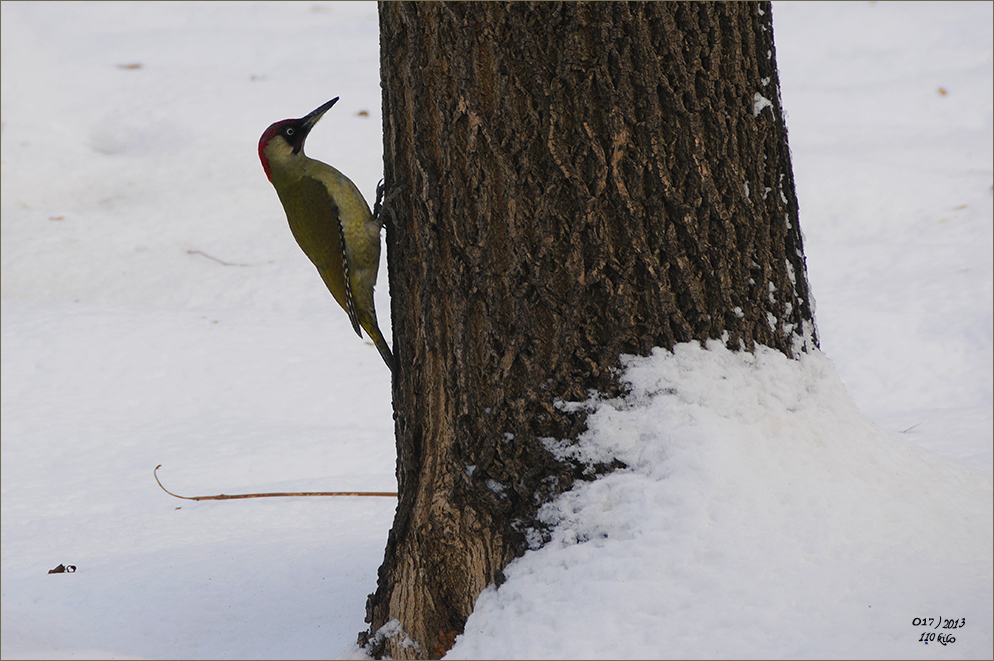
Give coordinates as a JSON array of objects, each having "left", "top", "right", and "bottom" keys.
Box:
[
  {"left": 753, "top": 92, "right": 774, "bottom": 117},
  {"left": 448, "top": 343, "right": 992, "bottom": 659},
  {"left": 2, "top": 1, "right": 991, "bottom": 659}
]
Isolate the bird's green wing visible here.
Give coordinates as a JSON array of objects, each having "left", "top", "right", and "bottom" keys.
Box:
[
  {"left": 278, "top": 175, "right": 362, "bottom": 338},
  {"left": 333, "top": 203, "right": 363, "bottom": 338}
]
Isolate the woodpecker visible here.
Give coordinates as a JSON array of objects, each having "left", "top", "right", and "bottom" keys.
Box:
[{"left": 259, "top": 97, "right": 394, "bottom": 372}]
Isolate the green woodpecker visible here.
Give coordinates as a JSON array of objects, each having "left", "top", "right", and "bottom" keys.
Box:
[{"left": 258, "top": 97, "right": 393, "bottom": 372}]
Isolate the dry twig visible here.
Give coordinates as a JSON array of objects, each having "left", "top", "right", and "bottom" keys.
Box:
[
  {"left": 186, "top": 249, "right": 253, "bottom": 267},
  {"left": 154, "top": 465, "right": 397, "bottom": 500}
]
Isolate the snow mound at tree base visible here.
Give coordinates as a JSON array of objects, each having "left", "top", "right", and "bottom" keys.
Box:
[{"left": 448, "top": 342, "right": 993, "bottom": 659}]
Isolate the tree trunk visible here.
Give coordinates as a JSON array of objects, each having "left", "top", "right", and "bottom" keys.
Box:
[{"left": 360, "top": 2, "right": 816, "bottom": 658}]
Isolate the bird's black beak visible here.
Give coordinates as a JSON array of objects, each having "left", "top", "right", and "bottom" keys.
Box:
[{"left": 300, "top": 97, "right": 339, "bottom": 134}]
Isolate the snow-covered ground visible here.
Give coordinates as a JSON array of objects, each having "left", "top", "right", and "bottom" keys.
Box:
[{"left": 1, "top": 2, "right": 990, "bottom": 659}]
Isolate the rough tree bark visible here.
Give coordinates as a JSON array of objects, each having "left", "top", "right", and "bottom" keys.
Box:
[{"left": 360, "top": 2, "right": 817, "bottom": 658}]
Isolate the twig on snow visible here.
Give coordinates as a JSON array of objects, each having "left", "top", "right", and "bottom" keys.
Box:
[
  {"left": 154, "top": 465, "right": 397, "bottom": 500},
  {"left": 186, "top": 249, "right": 255, "bottom": 267}
]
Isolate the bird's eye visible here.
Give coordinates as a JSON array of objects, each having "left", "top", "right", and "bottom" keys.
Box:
[{"left": 285, "top": 127, "right": 294, "bottom": 136}]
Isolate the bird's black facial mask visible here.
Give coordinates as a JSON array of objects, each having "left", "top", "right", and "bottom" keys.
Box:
[{"left": 282, "top": 122, "right": 308, "bottom": 155}]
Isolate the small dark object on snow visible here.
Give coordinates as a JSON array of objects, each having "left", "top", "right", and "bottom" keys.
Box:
[{"left": 48, "top": 564, "right": 76, "bottom": 574}]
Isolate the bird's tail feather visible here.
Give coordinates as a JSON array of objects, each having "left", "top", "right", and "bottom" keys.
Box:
[{"left": 364, "top": 322, "right": 395, "bottom": 374}]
